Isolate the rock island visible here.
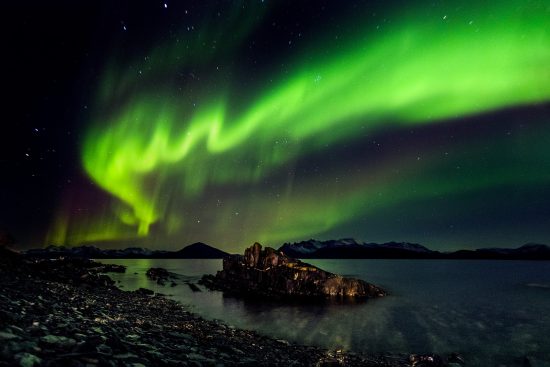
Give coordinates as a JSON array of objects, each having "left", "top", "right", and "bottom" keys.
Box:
[{"left": 201, "top": 243, "right": 387, "bottom": 300}]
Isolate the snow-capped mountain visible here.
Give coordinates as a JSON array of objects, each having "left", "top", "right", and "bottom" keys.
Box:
[{"left": 278, "top": 239, "right": 434, "bottom": 258}]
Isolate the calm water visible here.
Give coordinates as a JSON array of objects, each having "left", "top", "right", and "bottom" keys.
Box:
[{"left": 100, "top": 259, "right": 550, "bottom": 366}]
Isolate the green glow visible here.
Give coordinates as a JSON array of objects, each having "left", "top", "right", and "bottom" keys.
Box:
[
  {"left": 247, "top": 123, "right": 550, "bottom": 246},
  {"left": 67, "top": 0, "right": 550, "bottom": 247}
]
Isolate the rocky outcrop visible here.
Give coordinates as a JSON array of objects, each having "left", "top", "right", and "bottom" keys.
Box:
[
  {"left": 146, "top": 267, "right": 170, "bottom": 283},
  {"left": 201, "top": 242, "right": 386, "bottom": 300},
  {"left": 146, "top": 267, "right": 181, "bottom": 287}
]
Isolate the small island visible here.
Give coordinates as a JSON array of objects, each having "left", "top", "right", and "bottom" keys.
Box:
[{"left": 201, "top": 242, "right": 387, "bottom": 300}]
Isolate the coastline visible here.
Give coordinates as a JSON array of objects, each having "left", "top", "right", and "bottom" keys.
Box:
[{"left": 0, "top": 255, "right": 418, "bottom": 366}]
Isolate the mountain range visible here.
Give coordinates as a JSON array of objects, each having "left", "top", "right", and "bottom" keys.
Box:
[
  {"left": 278, "top": 239, "right": 550, "bottom": 260},
  {"left": 24, "top": 242, "right": 228, "bottom": 259},
  {"left": 21, "top": 239, "right": 550, "bottom": 260}
]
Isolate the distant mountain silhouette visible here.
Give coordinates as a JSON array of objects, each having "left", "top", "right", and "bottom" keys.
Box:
[
  {"left": 23, "top": 239, "right": 550, "bottom": 260},
  {"left": 25, "top": 243, "right": 228, "bottom": 259},
  {"left": 171, "top": 242, "right": 228, "bottom": 259},
  {"left": 444, "top": 243, "right": 550, "bottom": 260},
  {"left": 279, "top": 239, "right": 435, "bottom": 259},
  {"left": 278, "top": 239, "right": 550, "bottom": 260}
]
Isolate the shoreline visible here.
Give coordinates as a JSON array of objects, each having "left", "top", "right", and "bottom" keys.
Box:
[{"left": 0, "top": 254, "right": 443, "bottom": 366}]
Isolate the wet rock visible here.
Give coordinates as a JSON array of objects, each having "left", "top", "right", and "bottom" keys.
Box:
[
  {"left": 201, "top": 243, "right": 386, "bottom": 300},
  {"left": 0, "top": 330, "right": 20, "bottom": 340},
  {"left": 113, "top": 352, "right": 139, "bottom": 359},
  {"left": 99, "top": 263, "right": 127, "bottom": 273},
  {"left": 97, "top": 343, "right": 113, "bottom": 355},
  {"left": 168, "top": 331, "right": 194, "bottom": 340},
  {"left": 447, "top": 352, "right": 465, "bottom": 365},
  {"left": 410, "top": 354, "right": 445, "bottom": 366},
  {"left": 13, "top": 340, "right": 39, "bottom": 353},
  {"left": 187, "top": 283, "right": 202, "bottom": 292},
  {"left": 40, "top": 334, "right": 76, "bottom": 349},
  {"left": 73, "top": 333, "right": 87, "bottom": 340},
  {"left": 187, "top": 352, "right": 207, "bottom": 360},
  {"left": 96, "top": 274, "right": 116, "bottom": 287},
  {"left": 15, "top": 352, "right": 41, "bottom": 367},
  {"left": 134, "top": 288, "right": 154, "bottom": 296},
  {"left": 146, "top": 267, "right": 170, "bottom": 285}
]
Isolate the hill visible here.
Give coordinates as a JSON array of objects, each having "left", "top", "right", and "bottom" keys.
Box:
[
  {"left": 278, "top": 239, "right": 550, "bottom": 260},
  {"left": 171, "top": 242, "right": 229, "bottom": 259},
  {"left": 24, "top": 243, "right": 228, "bottom": 259},
  {"left": 279, "top": 239, "right": 437, "bottom": 259}
]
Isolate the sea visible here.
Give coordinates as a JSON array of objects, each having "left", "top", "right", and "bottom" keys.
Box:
[{"left": 98, "top": 259, "right": 550, "bottom": 366}]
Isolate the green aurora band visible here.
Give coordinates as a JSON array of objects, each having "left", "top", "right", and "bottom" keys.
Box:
[{"left": 49, "top": 1, "right": 550, "bottom": 249}]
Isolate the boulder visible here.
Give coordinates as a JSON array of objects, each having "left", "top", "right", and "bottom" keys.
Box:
[
  {"left": 99, "top": 263, "right": 126, "bottom": 273},
  {"left": 200, "top": 243, "right": 386, "bottom": 300},
  {"left": 134, "top": 288, "right": 154, "bottom": 296},
  {"left": 146, "top": 268, "right": 170, "bottom": 285}
]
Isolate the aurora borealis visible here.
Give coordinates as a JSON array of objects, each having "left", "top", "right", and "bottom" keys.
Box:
[{"left": 3, "top": 0, "right": 550, "bottom": 252}]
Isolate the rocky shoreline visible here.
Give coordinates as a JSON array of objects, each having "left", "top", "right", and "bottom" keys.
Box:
[{"left": 0, "top": 248, "right": 459, "bottom": 366}]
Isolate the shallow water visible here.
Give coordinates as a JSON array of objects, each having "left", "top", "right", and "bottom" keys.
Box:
[{"left": 100, "top": 259, "right": 550, "bottom": 366}]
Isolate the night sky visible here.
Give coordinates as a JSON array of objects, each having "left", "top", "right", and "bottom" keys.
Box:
[{"left": 2, "top": 0, "right": 550, "bottom": 252}]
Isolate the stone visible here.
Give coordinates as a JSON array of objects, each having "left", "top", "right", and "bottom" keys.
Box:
[
  {"left": 0, "top": 330, "right": 20, "bottom": 340},
  {"left": 73, "top": 333, "right": 87, "bottom": 340},
  {"left": 146, "top": 268, "right": 170, "bottom": 281},
  {"left": 146, "top": 350, "right": 164, "bottom": 359},
  {"left": 187, "top": 352, "right": 208, "bottom": 360},
  {"left": 409, "top": 354, "right": 445, "bottom": 366},
  {"left": 10, "top": 341, "right": 39, "bottom": 354},
  {"left": 9, "top": 325, "right": 24, "bottom": 333},
  {"left": 15, "top": 352, "right": 42, "bottom": 367},
  {"left": 113, "top": 352, "right": 139, "bottom": 359},
  {"left": 100, "top": 264, "right": 127, "bottom": 273},
  {"left": 168, "top": 331, "right": 194, "bottom": 340},
  {"left": 187, "top": 283, "right": 202, "bottom": 292},
  {"left": 97, "top": 343, "right": 113, "bottom": 355},
  {"left": 40, "top": 335, "right": 77, "bottom": 348},
  {"left": 135, "top": 288, "right": 154, "bottom": 296},
  {"left": 126, "top": 334, "right": 140, "bottom": 340},
  {"left": 447, "top": 352, "right": 465, "bottom": 365}
]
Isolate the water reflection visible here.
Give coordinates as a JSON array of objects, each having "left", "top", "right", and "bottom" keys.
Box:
[{"left": 99, "top": 259, "right": 550, "bottom": 365}]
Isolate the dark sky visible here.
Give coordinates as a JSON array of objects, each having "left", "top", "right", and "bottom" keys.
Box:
[{"left": 2, "top": 1, "right": 550, "bottom": 252}]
